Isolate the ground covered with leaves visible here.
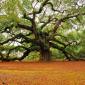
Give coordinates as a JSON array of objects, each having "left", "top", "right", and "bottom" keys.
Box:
[{"left": 0, "top": 61, "right": 85, "bottom": 85}]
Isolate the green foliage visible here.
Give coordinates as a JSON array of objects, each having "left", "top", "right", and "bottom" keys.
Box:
[
  {"left": 51, "top": 48, "right": 64, "bottom": 60},
  {"left": 24, "top": 51, "right": 40, "bottom": 61},
  {"left": 0, "top": 0, "right": 85, "bottom": 61}
]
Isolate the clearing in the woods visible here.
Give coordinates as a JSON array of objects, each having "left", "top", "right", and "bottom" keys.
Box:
[{"left": 0, "top": 61, "right": 85, "bottom": 85}]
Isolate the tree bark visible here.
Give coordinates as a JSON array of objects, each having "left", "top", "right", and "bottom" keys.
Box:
[
  {"left": 62, "top": 51, "right": 71, "bottom": 61},
  {"left": 40, "top": 49, "right": 51, "bottom": 61}
]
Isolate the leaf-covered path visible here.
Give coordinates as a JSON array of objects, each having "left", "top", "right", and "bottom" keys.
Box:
[{"left": 0, "top": 61, "right": 85, "bottom": 85}]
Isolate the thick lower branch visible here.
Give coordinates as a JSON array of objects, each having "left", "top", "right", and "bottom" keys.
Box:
[
  {"left": 0, "top": 33, "right": 33, "bottom": 45},
  {"left": 18, "top": 46, "right": 40, "bottom": 61},
  {"left": 49, "top": 42, "right": 72, "bottom": 61},
  {"left": 17, "top": 24, "right": 33, "bottom": 32}
]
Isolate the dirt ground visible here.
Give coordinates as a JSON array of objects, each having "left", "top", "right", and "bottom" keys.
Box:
[{"left": 0, "top": 61, "right": 85, "bottom": 85}]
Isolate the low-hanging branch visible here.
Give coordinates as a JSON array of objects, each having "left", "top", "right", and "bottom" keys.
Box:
[
  {"left": 6, "top": 46, "right": 28, "bottom": 59},
  {"left": 64, "top": 40, "right": 80, "bottom": 49},
  {"left": 49, "top": 41, "right": 63, "bottom": 51},
  {"left": 0, "top": 24, "right": 13, "bottom": 33},
  {"left": 0, "top": 45, "right": 40, "bottom": 61},
  {"left": 49, "top": 42, "right": 72, "bottom": 61},
  {"left": 51, "top": 38, "right": 66, "bottom": 47},
  {"left": 17, "top": 24, "right": 33, "bottom": 32},
  {"left": 0, "top": 33, "right": 33, "bottom": 45},
  {"left": 51, "top": 38, "right": 80, "bottom": 49},
  {"left": 18, "top": 45, "right": 40, "bottom": 61},
  {"left": 0, "top": 33, "right": 21, "bottom": 45}
]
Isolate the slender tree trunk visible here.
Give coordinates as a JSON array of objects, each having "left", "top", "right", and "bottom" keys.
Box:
[{"left": 40, "top": 49, "right": 51, "bottom": 61}]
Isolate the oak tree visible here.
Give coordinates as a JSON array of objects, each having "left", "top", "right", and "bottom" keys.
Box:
[{"left": 0, "top": 0, "right": 85, "bottom": 61}]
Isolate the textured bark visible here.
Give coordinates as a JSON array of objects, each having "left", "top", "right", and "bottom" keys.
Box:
[
  {"left": 62, "top": 51, "right": 71, "bottom": 61},
  {"left": 40, "top": 49, "right": 51, "bottom": 61}
]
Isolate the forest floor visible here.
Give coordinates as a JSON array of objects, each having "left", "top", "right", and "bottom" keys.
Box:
[{"left": 0, "top": 61, "right": 85, "bottom": 85}]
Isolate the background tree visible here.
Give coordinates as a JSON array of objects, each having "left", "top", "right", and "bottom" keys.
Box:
[{"left": 0, "top": 0, "right": 85, "bottom": 61}]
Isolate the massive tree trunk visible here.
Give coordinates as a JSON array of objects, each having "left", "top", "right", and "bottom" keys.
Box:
[{"left": 40, "top": 49, "right": 51, "bottom": 61}]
